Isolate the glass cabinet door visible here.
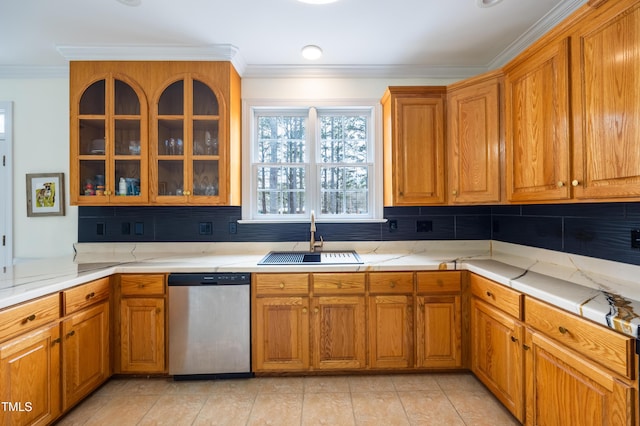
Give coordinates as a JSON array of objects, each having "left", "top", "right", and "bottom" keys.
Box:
[
  {"left": 153, "top": 78, "right": 221, "bottom": 203},
  {"left": 75, "top": 77, "right": 147, "bottom": 204}
]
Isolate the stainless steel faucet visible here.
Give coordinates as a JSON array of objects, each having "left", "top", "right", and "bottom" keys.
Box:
[{"left": 310, "top": 210, "right": 324, "bottom": 252}]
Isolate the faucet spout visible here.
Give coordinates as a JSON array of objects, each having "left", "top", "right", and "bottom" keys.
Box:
[{"left": 310, "top": 210, "right": 323, "bottom": 252}]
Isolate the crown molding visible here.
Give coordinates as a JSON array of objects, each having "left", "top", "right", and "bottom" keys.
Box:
[
  {"left": 241, "top": 64, "right": 488, "bottom": 79},
  {"left": 487, "top": 0, "right": 587, "bottom": 69}
]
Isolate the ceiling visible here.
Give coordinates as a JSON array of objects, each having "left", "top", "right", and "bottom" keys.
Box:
[{"left": 0, "top": 0, "right": 587, "bottom": 78}]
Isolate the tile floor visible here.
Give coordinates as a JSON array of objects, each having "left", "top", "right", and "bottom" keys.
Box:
[{"left": 55, "top": 373, "right": 520, "bottom": 425}]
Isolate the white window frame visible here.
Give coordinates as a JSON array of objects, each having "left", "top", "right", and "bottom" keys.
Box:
[{"left": 241, "top": 99, "right": 384, "bottom": 223}]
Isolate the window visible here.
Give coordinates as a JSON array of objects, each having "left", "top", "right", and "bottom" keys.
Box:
[{"left": 243, "top": 101, "right": 382, "bottom": 222}]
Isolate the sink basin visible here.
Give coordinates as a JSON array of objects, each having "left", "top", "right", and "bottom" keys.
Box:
[{"left": 258, "top": 251, "right": 362, "bottom": 265}]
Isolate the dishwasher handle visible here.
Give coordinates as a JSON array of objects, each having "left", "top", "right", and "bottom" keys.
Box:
[{"left": 168, "top": 273, "right": 251, "bottom": 286}]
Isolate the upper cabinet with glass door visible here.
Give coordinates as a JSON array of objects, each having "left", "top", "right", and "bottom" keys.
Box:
[
  {"left": 151, "top": 78, "right": 224, "bottom": 204},
  {"left": 70, "top": 61, "right": 241, "bottom": 206},
  {"left": 70, "top": 74, "right": 148, "bottom": 205}
]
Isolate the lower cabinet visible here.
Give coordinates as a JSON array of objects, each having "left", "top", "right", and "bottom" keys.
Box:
[
  {"left": 61, "top": 300, "right": 110, "bottom": 411},
  {"left": 0, "top": 322, "right": 61, "bottom": 426},
  {"left": 117, "top": 274, "right": 166, "bottom": 374},
  {"left": 525, "top": 329, "right": 635, "bottom": 426}
]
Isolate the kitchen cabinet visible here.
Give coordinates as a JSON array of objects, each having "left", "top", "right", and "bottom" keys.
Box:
[
  {"left": 570, "top": 0, "right": 640, "bottom": 200},
  {"left": 0, "top": 295, "right": 61, "bottom": 426},
  {"left": 381, "top": 87, "right": 446, "bottom": 206},
  {"left": 447, "top": 71, "right": 503, "bottom": 204},
  {"left": 69, "top": 61, "right": 241, "bottom": 206},
  {"left": 117, "top": 274, "right": 166, "bottom": 374},
  {"left": 310, "top": 273, "right": 366, "bottom": 370},
  {"left": 253, "top": 273, "right": 310, "bottom": 372},
  {"left": 61, "top": 278, "right": 110, "bottom": 411},
  {"left": 504, "top": 37, "right": 571, "bottom": 203},
  {"left": 368, "top": 272, "right": 414, "bottom": 369},
  {"left": 525, "top": 296, "right": 636, "bottom": 425},
  {"left": 470, "top": 274, "right": 525, "bottom": 422},
  {"left": 415, "top": 271, "right": 462, "bottom": 368}
]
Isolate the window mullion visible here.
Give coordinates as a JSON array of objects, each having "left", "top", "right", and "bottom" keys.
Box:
[{"left": 307, "top": 107, "right": 318, "bottom": 217}]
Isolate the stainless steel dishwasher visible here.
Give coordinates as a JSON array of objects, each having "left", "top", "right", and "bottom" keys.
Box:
[{"left": 168, "top": 273, "right": 252, "bottom": 380}]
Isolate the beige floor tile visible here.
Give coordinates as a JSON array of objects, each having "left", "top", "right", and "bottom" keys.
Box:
[
  {"left": 210, "top": 377, "right": 263, "bottom": 396},
  {"left": 445, "top": 390, "right": 520, "bottom": 426},
  {"left": 138, "top": 394, "right": 207, "bottom": 426},
  {"left": 433, "top": 372, "right": 487, "bottom": 392},
  {"left": 118, "top": 377, "right": 177, "bottom": 396},
  {"left": 91, "top": 378, "right": 131, "bottom": 396},
  {"left": 77, "top": 395, "right": 158, "bottom": 426},
  {"left": 351, "top": 391, "right": 409, "bottom": 426},
  {"left": 55, "top": 395, "right": 112, "bottom": 425},
  {"left": 391, "top": 373, "right": 441, "bottom": 392},
  {"left": 303, "top": 375, "right": 350, "bottom": 393},
  {"left": 348, "top": 375, "right": 396, "bottom": 393},
  {"left": 247, "top": 392, "right": 303, "bottom": 426},
  {"left": 398, "top": 390, "right": 465, "bottom": 425},
  {"left": 301, "top": 392, "right": 355, "bottom": 426},
  {"left": 193, "top": 393, "right": 255, "bottom": 426},
  {"left": 256, "top": 376, "right": 305, "bottom": 394}
]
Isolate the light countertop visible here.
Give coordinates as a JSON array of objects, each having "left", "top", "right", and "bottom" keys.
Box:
[{"left": 2, "top": 240, "right": 639, "bottom": 339}]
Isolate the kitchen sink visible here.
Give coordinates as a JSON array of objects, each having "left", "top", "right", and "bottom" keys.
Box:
[{"left": 258, "top": 250, "right": 363, "bottom": 265}]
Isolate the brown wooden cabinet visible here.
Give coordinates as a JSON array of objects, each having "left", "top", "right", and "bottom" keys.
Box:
[
  {"left": 447, "top": 71, "right": 503, "bottom": 204},
  {"left": 415, "top": 272, "right": 462, "bottom": 368},
  {"left": 70, "top": 61, "right": 241, "bottom": 206},
  {"left": 0, "top": 321, "right": 61, "bottom": 426},
  {"left": 504, "top": 37, "right": 572, "bottom": 203},
  {"left": 570, "top": 0, "right": 640, "bottom": 200},
  {"left": 117, "top": 274, "right": 166, "bottom": 374},
  {"left": 311, "top": 273, "right": 366, "bottom": 370},
  {"left": 253, "top": 274, "right": 310, "bottom": 372},
  {"left": 381, "top": 87, "right": 446, "bottom": 206},
  {"left": 368, "top": 272, "right": 414, "bottom": 369},
  {"left": 61, "top": 301, "right": 110, "bottom": 411},
  {"left": 470, "top": 274, "right": 525, "bottom": 422},
  {"left": 60, "top": 278, "right": 111, "bottom": 411}
]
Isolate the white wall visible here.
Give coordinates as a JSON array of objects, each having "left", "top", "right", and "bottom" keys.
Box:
[{"left": 0, "top": 74, "right": 455, "bottom": 260}]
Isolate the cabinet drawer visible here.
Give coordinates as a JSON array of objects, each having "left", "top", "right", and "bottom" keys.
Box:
[
  {"left": 63, "top": 277, "right": 110, "bottom": 316},
  {"left": 525, "top": 296, "right": 635, "bottom": 379},
  {"left": 312, "top": 273, "right": 365, "bottom": 294},
  {"left": 470, "top": 274, "right": 522, "bottom": 319},
  {"left": 417, "top": 271, "right": 461, "bottom": 293},
  {"left": 369, "top": 272, "right": 414, "bottom": 294},
  {"left": 0, "top": 293, "right": 60, "bottom": 342},
  {"left": 120, "top": 274, "right": 165, "bottom": 296},
  {"left": 255, "top": 274, "right": 309, "bottom": 296}
]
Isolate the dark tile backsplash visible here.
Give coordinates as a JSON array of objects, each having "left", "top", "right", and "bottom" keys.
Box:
[{"left": 78, "top": 202, "right": 640, "bottom": 266}]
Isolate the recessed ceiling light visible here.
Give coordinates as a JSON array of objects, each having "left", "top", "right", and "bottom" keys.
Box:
[
  {"left": 476, "top": 0, "right": 503, "bottom": 7},
  {"left": 116, "top": 0, "right": 142, "bottom": 6},
  {"left": 301, "top": 45, "right": 323, "bottom": 60},
  {"left": 297, "top": 0, "right": 340, "bottom": 4}
]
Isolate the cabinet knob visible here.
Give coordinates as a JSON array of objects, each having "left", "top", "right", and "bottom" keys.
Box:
[
  {"left": 558, "top": 326, "right": 569, "bottom": 335},
  {"left": 86, "top": 292, "right": 95, "bottom": 300},
  {"left": 486, "top": 291, "right": 493, "bottom": 298},
  {"left": 452, "top": 190, "right": 458, "bottom": 196},
  {"left": 302, "top": 307, "right": 308, "bottom": 314},
  {"left": 66, "top": 330, "right": 76, "bottom": 338},
  {"left": 571, "top": 179, "right": 580, "bottom": 187},
  {"left": 25, "top": 314, "right": 36, "bottom": 322},
  {"left": 390, "top": 281, "right": 396, "bottom": 288},
  {"left": 557, "top": 181, "right": 565, "bottom": 188},
  {"left": 279, "top": 282, "right": 285, "bottom": 289},
  {"left": 510, "top": 336, "right": 518, "bottom": 343},
  {"left": 138, "top": 284, "right": 145, "bottom": 288},
  {"left": 52, "top": 337, "right": 61, "bottom": 345},
  {"left": 523, "top": 344, "right": 530, "bottom": 351},
  {"left": 184, "top": 190, "right": 191, "bottom": 196},
  {"left": 314, "top": 308, "right": 319, "bottom": 314},
  {"left": 337, "top": 282, "right": 343, "bottom": 289}
]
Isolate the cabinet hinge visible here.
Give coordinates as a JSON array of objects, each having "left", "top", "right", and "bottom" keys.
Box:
[
  {"left": 2, "top": 235, "right": 5, "bottom": 246},
  {"left": 2, "top": 155, "right": 5, "bottom": 166}
]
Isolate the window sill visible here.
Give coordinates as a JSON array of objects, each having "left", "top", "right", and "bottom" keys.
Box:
[{"left": 237, "top": 218, "right": 388, "bottom": 225}]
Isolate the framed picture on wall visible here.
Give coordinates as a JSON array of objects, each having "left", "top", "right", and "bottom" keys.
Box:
[{"left": 26, "top": 172, "right": 65, "bottom": 217}]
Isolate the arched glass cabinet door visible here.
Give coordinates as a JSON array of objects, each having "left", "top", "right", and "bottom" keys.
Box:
[
  {"left": 153, "top": 77, "right": 222, "bottom": 203},
  {"left": 73, "top": 76, "right": 147, "bottom": 204}
]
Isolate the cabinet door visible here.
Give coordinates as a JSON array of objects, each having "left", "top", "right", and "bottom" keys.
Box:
[
  {"left": 311, "top": 296, "right": 365, "bottom": 370},
  {"left": 253, "top": 297, "right": 309, "bottom": 371},
  {"left": 61, "top": 301, "right": 110, "bottom": 411},
  {"left": 151, "top": 77, "right": 225, "bottom": 205},
  {"left": 0, "top": 322, "right": 61, "bottom": 426},
  {"left": 525, "top": 329, "right": 635, "bottom": 426},
  {"left": 571, "top": 0, "right": 640, "bottom": 199},
  {"left": 368, "top": 294, "right": 413, "bottom": 369},
  {"left": 416, "top": 295, "right": 461, "bottom": 368},
  {"left": 70, "top": 74, "right": 148, "bottom": 205},
  {"left": 382, "top": 89, "right": 446, "bottom": 205},
  {"left": 504, "top": 37, "right": 571, "bottom": 202},
  {"left": 120, "top": 298, "right": 165, "bottom": 373},
  {"left": 471, "top": 298, "right": 524, "bottom": 422},
  {"left": 447, "top": 74, "right": 502, "bottom": 204}
]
